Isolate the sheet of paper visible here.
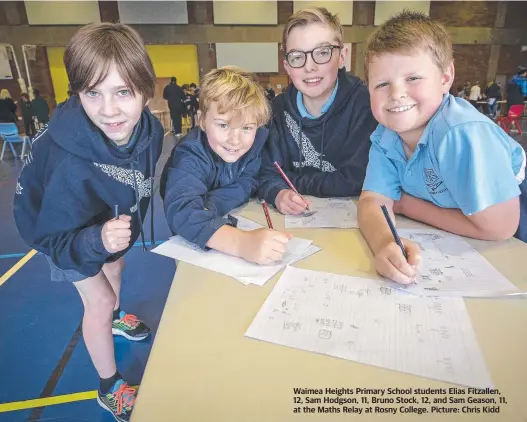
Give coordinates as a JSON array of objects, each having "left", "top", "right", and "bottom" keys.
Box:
[
  {"left": 387, "top": 229, "right": 521, "bottom": 297},
  {"left": 151, "top": 216, "right": 314, "bottom": 285},
  {"left": 236, "top": 245, "right": 322, "bottom": 285},
  {"left": 246, "top": 266, "right": 493, "bottom": 388},
  {"left": 285, "top": 197, "right": 358, "bottom": 229}
]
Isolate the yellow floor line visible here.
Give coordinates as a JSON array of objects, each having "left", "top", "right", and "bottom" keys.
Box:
[
  {"left": 0, "top": 249, "right": 37, "bottom": 287},
  {"left": 0, "top": 389, "right": 98, "bottom": 412},
  {"left": 0, "top": 384, "right": 140, "bottom": 412}
]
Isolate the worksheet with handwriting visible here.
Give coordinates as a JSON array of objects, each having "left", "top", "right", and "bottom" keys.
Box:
[{"left": 246, "top": 267, "right": 492, "bottom": 388}]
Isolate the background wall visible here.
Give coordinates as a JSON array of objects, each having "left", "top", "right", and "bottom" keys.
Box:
[{"left": 1, "top": 0, "right": 526, "bottom": 113}]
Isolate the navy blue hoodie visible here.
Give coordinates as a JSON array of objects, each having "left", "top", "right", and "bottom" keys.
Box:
[
  {"left": 257, "top": 69, "right": 378, "bottom": 205},
  {"left": 160, "top": 125, "right": 268, "bottom": 249},
  {"left": 14, "top": 96, "right": 163, "bottom": 277}
]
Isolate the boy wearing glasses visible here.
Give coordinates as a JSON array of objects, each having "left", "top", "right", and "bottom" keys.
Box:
[{"left": 257, "top": 7, "right": 377, "bottom": 215}]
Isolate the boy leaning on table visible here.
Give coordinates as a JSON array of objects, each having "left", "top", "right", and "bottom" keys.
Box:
[
  {"left": 257, "top": 7, "right": 378, "bottom": 216},
  {"left": 357, "top": 11, "right": 527, "bottom": 285},
  {"left": 160, "top": 66, "right": 293, "bottom": 265}
]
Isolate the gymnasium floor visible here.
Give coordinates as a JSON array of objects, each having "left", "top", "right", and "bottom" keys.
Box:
[
  {"left": 1, "top": 126, "right": 526, "bottom": 422},
  {"left": 0, "top": 134, "right": 179, "bottom": 422}
]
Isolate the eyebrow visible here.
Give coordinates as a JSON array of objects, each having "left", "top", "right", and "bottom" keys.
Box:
[{"left": 289, "top": 41, "right": 333, "bottom": 52}]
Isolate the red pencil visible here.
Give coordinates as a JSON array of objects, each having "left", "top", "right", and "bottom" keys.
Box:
[
  {"left": 273, "top": 161, "right": 311, "bottom": 211},
  {"left": 261, "top": 200, "right": 274, "bottom": 229}
]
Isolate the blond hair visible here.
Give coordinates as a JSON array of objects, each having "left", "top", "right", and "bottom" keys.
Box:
[
  {"left": 64, "top": 23, "right": 156, "bottom": 101},
  {"left": 0, "top": 89, "right": 11, "bottom": 99},
  {"left": 283, "top": 7, "right": 343, "bottom": 51},
  {"left": 199, "top": 66, "right": 270, "bottom": 128},
  {"left": 364, "top": 10, "right": 452, "bottom": 81}
]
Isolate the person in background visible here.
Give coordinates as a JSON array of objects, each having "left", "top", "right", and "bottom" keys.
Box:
[
  {"left": 468, "top": 80, "right": 481, "bottom": 108},
  {"left": 265, "top": 83, "right": 276, "bottom": 102},
  {"left": 507, "top": 66, "right": 527, "bottom": 109},
  {"left": 189, "top": 82, "right": 199, "bottom": 128},
  {"left": 31, "top": 89, "right": 50, "bottom": 127},
  {"left": 19, "top": 93, "right": 35, "bottom": 138},
  {"left": 485, "top": 80, "right": 501, "bottom": 119},
  {"left": 163, "top": 76, "right": 186, "bottom": 135},
  {"left": 456, "top": 85, "right": 465, "bottom": 99},
  {"left": 0, "top": 89, "right": 17, "bottom": 123}
]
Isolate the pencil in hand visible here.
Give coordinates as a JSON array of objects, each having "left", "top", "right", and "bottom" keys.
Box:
[
  {"left": 273, "top": 161, "right": 315, "bottom": 216},
  {"left": 380, "top": 204, "right": 408, "bottom": 260},
  {"left": 261, "top": 200, "right": 274, "bottom": 229},
  {"left": 113, "top": 204, "right": 120, "bottom": 220}
]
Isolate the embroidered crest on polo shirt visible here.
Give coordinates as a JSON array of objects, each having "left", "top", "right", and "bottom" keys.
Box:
[{"left": 424, "top": 168, "right": 447, "bottom": 195}]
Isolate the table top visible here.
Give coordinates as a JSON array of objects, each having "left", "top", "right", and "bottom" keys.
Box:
[{"left": 132, "top": 201, "right": 527, "bottom": 422}]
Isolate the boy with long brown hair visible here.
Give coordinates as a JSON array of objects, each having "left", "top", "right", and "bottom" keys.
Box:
[{"left": 14, "top": 23, "right": 164, "bottom": 421}]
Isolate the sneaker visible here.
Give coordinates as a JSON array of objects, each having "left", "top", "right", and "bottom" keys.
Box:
[
  {"left": 112, "top": 311, "right": 150, "bottom": 341},
  {"left": 97, "top": 379, "right": 136, "bottom": 422}
]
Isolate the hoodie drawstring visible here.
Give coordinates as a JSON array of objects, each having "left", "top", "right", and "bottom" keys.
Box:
[
  {"left": 149, "top": 144, "right": 155, "bottom": 246},
  {"left": 320, "top": 120, "right": 327, "bottom": 170},
  {"left": 130, "top": 160, "right": 147, "bottom": 252}
]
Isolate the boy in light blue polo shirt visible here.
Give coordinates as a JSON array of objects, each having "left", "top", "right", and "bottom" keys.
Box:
[{"left": 357, "top": 11, "right": 527, "bottom": 285}]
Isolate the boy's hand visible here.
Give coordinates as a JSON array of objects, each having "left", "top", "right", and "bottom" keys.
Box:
[
  {"left": 275, "top": 189, "right": 311, "bottom": 215},
  {"left": 374, "top": 238, "right": 422, "bottom": 285},
  {"left": 102, "top": 215, "right": 132, "bottom": 253},
  {"left": 239, "top": 228, "right": 293, "bottom": 265}
]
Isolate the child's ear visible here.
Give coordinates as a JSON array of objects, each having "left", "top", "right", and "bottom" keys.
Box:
[{"left": 441, "top": 61, "right": 455, "bottom": 94}]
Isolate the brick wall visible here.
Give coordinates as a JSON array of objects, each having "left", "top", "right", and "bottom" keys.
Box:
[
  {"left": 453, "top": 45, "right": 491, "bottom": 92},
  {"left": 430, "top": 1, "right": 497, "bottom": 27}
]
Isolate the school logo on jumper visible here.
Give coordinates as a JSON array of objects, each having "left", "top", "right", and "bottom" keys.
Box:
[
  {"left": 284, "top": 111, "right": 336, "bottom": 172},
  {"left": 424, "top": 168, "right": 447, "bottom": 195},
  {"left": 93, "top": 163, "right": 152, "bottom": 212}
]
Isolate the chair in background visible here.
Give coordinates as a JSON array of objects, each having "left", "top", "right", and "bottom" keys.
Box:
[
  {"left": 0, "top": 123, "right": 30, "bottom": 161},
  {"left": 497, "top": 105, "right": 524, "bottom": 135}
]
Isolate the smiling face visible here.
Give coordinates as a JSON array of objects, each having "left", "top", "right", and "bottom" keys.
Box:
[
  {"left": 368, "top": 50, "right": 454, "bottom": 146},
  {"left": 284, "top": 22, "right": 346, "bottom": 103},
  {"left": 78, "top": 63, "right": 145, "bottom": 146},
  {"left": 200, "top": 102, "right": 258, "bottom": 163}
]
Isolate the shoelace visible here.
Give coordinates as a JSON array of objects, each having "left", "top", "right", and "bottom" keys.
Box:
[
  {"left": 113, "top": 382, "right": 136, "bottom": 415},
  {"left": 121, "top": 313, "right": 140, "bottom": 329}
]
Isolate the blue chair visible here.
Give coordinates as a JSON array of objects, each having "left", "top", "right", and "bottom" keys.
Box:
[{"left": 0, "top": 123, "right": 30, "bottom": 161}]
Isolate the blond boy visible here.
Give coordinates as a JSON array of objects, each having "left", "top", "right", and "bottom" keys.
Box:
[
  {"left": 161, "top": 66, "right": 292, "bottom": 264},
  {"left": 257, "top": 8, "right": 377, "bottom": 215},
  {"left": 358, "top": 11, "right": 527, "bottom": 284}
]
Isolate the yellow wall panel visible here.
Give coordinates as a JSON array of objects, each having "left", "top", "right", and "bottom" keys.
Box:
[
  {"left": 213, "top": 1, "right": 277, "bottom": 25},
  {"left": 374, "top": 1, "right": 430, "bottom": 26},
  {"left": 47, "top": 45, "right": 199, "bottom": 104},
  {"left": 25, "top": 1, "right": 101, "bottom": 25},
  {"left": 294, "top": 1, "right": 354, "bottom": 25},
  {"left": 47, "top": 47, "right": 69, "bottom": 104},
  {"left": 146, "top": 45, "right": 199, "bottom": 85}
]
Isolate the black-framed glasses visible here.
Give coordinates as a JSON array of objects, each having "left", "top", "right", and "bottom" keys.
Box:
[{"left": 285, "top": 45, "right": 341, "bottom": 68}]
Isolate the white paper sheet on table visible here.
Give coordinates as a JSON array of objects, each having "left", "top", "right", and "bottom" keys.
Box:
[
  {"left": 151, "top": 216, "right": 315, "bottom": 285},
  {"left": 245, "top": 266, "right": 493, "bottom": 388},
  {"left": 285, "top": 197, "right": 358, "bottom": 229},
  {"left": 386, "top": 229, "right": 521, "bottom": 297}
]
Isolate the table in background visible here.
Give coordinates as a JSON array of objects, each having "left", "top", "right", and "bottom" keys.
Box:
[{"left": 133, "top": 201, "right": 527, "bottom": 422}]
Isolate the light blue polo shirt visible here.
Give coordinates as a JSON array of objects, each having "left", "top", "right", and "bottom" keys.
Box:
[
  {"left": 297, "top": 80, "right": 339, "bottom": 119},
  {"left": 363, "top": 94, "right": 526, "bottom": 215}
]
